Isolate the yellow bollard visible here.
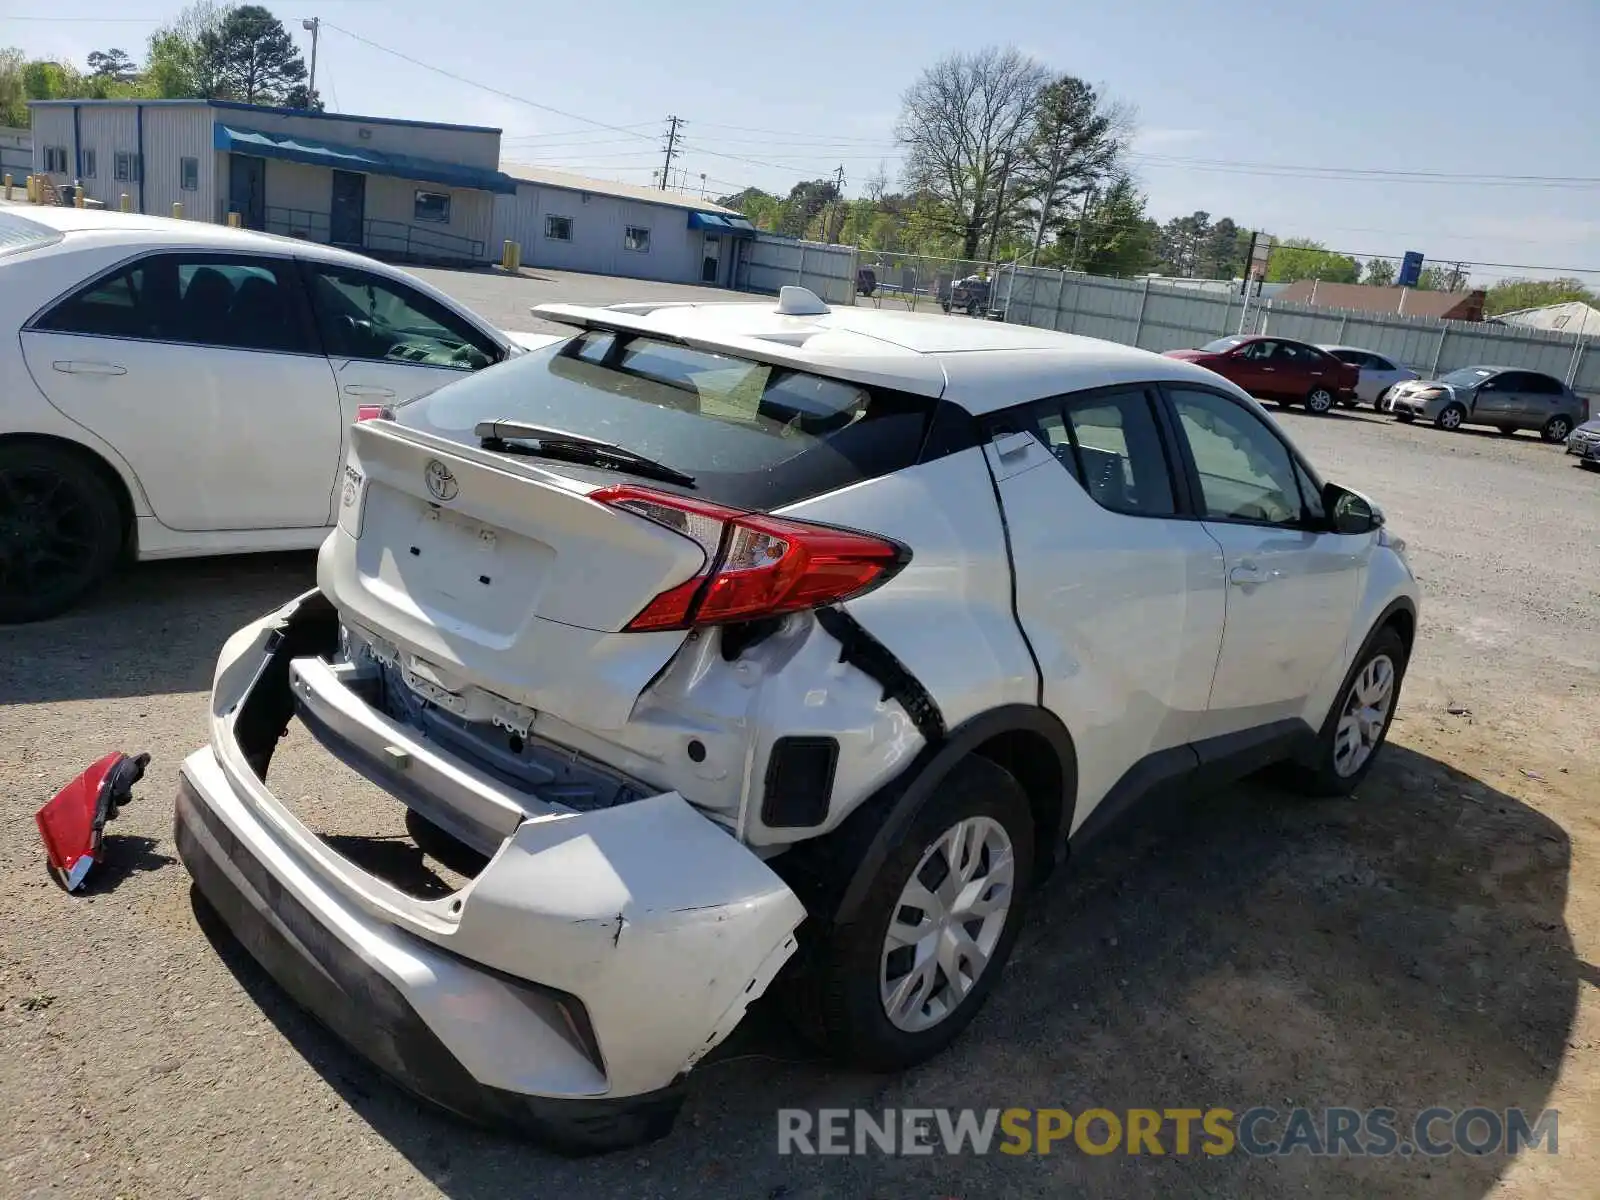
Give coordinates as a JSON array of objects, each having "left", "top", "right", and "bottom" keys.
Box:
[
  {"left": 120, "top": 192, "right": 131, "bottom": 212},
  {"left": 501, "top": 240, "right": 522, "bottom": 271},
  {"left": 3, "top": 174, "right": 11, "bottom": 201},
  {"left": 227, "top": 211, "right": 241, "bottom": 228},
  {"left": 75, "top": 188, "right": 86, "bottom": 209},
  {"left": 26, "top": 174, "right": 37, "bottom": 203},
  {"left": 172, "top": 201, "right": 183, "bottom": 219}
]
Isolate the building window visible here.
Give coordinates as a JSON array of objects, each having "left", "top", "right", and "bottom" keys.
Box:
[
  {"left": 545, "top": 214, "right": 573, "bottom": 242},
  {"left": 44, "top": 146, "right": 69, "bottom": 174},
  {"left": 81, "top": 149, "right": 96, "bottom": 179},
  {"left": 413, "top": 190, "right": 451, "bottom": 224},
  {"left": 114, "top": 152, "right": 142, "bottom": 183},
  {"left": 624, "top": 225, "right": 650, "bottom": 253},
  {"left": 180, "top": 157, "right": 198, "bottom": 191}
]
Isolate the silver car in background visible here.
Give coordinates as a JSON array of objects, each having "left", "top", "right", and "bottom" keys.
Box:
[
  {"left": 1318, "top": 345, "right": 1419, "bottom": 408},
  {"left": 1567, "top": 417, "right": 1600, "bottom": 468},
  {"left": 1385, "top": 366, "right": 1589, "bottom": 441}
]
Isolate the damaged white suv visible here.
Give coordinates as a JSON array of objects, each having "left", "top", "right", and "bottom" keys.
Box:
[{"left": 176, "top": 288, "right": 1419, "bottom": 1154}]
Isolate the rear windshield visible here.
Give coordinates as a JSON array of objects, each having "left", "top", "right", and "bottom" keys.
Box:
[
  {"left": 395, "top": 329, "right": 953, "bottom": 509},
  {"left": 0, "top": 212, "right": 63, "bottom": 259}
]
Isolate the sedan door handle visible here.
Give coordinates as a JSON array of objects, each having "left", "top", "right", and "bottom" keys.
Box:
[
  {"left": 52, "top": 360, "right": 127, "bottom": 376},
  {"left": 342, "top": 385, "right": 396, "bottom": 398}
]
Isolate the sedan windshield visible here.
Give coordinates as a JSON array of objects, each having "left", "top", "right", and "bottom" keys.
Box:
[
  {"left": 1439, "top": 367, "right": 1496, "bottom": 387},
  {"left": 1200, "top": 337, "right": 1247, "bottom": 353}
]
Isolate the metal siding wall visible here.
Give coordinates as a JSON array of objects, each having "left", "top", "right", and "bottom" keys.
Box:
[
  {"left": 140, "top": 105, "right": 215, "bottom": 219},
  {"left": 71, "top": 108, "right": 133, "bottom": 206},
  {"left": 740, "top": 235, "right": 856, "bottom": 305},
  {"left": 262, "top": 158, "right": 332, "bottom": 235},
  {"left": 362, "top": 175, "right": 494, "bottom": 260},
  {"left": 499, "top": 184, "right": 707, "bottom": 283},
  {"left": 29, "top": 108, "right": 75, "bottom": 179},
  {"left": 213, "top": 109, "right": 500, "bottom": 168},
  {"left": 997, "top": 265, "right": 1599, "bottom": 400}
]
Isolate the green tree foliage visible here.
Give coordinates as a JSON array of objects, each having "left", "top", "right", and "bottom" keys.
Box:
[
  {"left": 1362, "top": 257, "right": 1397, "bottom": 287},
  {"left": 1154, "top": 211, "right": 1214, "bottom": 276},
  {"left": 201, "top": 5, "right": 307, "bottom": 105},
  {"left": 1015, "top": 74, "right": 1123, "bottom": 262},
  {"left": 1481, "top": 277, "right": 1593, "bottom": 315},
  {"left": 1264, "top": 238, "right": 1360, "bottom": 284},
  {"left": 1057, "top": 174, "right": 1156, "bottom": 276},
  {"left": 87, "top": 49, "right": 138, "bottom": 83}
]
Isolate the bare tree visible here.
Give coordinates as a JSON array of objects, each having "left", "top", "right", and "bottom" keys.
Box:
[{"left": 897, "top": 46, "right": 1049, "bottom": 261}]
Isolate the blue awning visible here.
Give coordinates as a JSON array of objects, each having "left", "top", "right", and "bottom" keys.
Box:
[
  {"left": 687, "top": 211, "right": 757, "bottom": 236},
  {"left": 214, "top": 124, "right": 520, "bottom": 195}
]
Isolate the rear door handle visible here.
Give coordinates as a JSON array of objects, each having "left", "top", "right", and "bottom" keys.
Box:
[
  {"left": 342, "top": 385, "right": 396, "bottom": 398},
  {"left": 52, "top": 360, "right": 127, "bottom": 376}
]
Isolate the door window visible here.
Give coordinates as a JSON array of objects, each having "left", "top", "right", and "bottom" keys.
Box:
[
  {"left": 1168, "top": 387, "right": 1309, "bottom": 527},
  {"left": 1368, "top": 354, "right": 1397, "bottom": 372},
  {"left": 1329, "top": 349, "right": 1368, "bottom": 367},
  {"left": 34, "top": 253, "right": 316, "bottom": 354},
  {"left": 1017, "top": 389, "right": 1176, "bottom": 516},
  {"left": 305, "top": 264, "right": 502, "bottom": 370}
]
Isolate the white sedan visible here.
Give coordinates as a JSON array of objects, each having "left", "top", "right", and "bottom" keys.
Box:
[
  {"left": 1318, "top": 344, "right": 1420, "bottom": 409},
  {"left": 0, "top": 206, "right": 554, "bottom": 623}
]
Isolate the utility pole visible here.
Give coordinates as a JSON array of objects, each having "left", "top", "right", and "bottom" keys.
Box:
[
  {"left": 827, "top": 163, "right": 845, "bottom": 243},
  {"left": 1068, "top": 186, "right": 1095, "bottom": 272},
  {"left": 301, "top": 18, "right": 320, "bottom": 100},
  {"left": 660, "top": 116, "right": 682, "bottom": 191}
]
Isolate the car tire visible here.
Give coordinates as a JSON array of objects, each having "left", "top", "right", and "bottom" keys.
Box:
[
  {"left": 1436, "top": 404, "right": 1466, "bottom": 431},
  {"left": 779, "top": 756, "right": 1035, "bottom": 1071},
  {"left": 1282, "top": 626, "right": 1409, "bottom": 799},
  {"left": 1374, "top": 388, "right": 1390, "bottom": 409},
  {"left": 1306, "top": 387, "right": 1335, "bottom": 415},
  {"left": 1542, "top": 415, "right": 1574, "bottom": 444},
  {"left": 0, "top": 442, "right": 124, "bottom": 624}
]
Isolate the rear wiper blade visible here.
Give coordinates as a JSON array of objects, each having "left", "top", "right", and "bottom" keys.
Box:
[{"left": 474, "top": 419, "right": 695, "bottom": 487}]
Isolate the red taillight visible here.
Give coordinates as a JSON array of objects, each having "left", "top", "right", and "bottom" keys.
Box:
[
  {"left": 355, "top": 404, "right": 392, "bottom": 423},
  {"left": 592, "top": 484, "right": 906, "bottom": 632}
]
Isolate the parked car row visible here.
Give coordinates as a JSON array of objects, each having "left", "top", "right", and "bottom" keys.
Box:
[{"left": 1162, "top": 334, "right": 1591, "bottom": 451}]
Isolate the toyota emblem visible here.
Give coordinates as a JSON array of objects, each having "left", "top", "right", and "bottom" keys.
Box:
[{"left": 424, "top": 459, "right": 459, "bottom": 502}]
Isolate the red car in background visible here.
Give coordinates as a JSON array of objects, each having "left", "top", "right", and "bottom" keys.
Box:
[{"left": 1164, "top": 335, "right": 1359, "bottom": 415}]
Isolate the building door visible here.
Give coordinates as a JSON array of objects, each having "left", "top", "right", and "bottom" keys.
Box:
[
  {"left": 330, "top": 170, "right": 366, "bottom": 248},
  {"left": 701, "top": 235, "right": 720, "bottom": 284},
  {"left": 228, "top": 154, "right": 267, "bottom": 230}
]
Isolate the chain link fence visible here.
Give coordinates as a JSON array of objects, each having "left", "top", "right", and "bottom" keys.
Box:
[{"left": 852, "top": 250, "right": 1010, "bottom": 316}]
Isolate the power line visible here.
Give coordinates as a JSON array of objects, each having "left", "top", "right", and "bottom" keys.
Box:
[{"left": 1128, "top": 152, "right": 1600, "bottom": 186}]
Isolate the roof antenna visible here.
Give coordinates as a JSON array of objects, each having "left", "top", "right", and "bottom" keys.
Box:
[{"left": 776, "top": 286, "right": 830, "bottom": 316}]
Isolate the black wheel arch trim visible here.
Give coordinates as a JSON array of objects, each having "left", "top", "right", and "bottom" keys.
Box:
[{"left": 822, "top": 703, "right": 1078, "bottom": 927}]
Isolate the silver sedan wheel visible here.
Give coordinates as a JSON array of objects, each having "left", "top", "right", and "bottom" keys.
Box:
[
  {"left": 1439, "top": 407, "right": 1464, "bottom": 430},
  {"left": 1333, "top": 653, "right": 1396, "bottom": 777},
  {"left": 880, "top": 816, "right": 1015, "bottom": 1033},
  {"left": 1307, "top": 388, "right": 1334, "bottom": 413}
]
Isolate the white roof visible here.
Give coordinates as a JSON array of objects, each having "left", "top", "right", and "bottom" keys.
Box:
[
  {"left": 499, "top": 164, "right": 740, "bottom": 215},
  {"left": 1492, "top": 300, "right": 1600, "bottom": 334},
  {"left": 531, "top": 294, "right": 1248, "bottom": 414},
  {"left": 7, "top": 204, "right": 378, "bottom": 265}
]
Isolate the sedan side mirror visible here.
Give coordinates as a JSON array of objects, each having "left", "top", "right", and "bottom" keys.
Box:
[{"left": 1322, "top": 482, "right": 1385, "bottom": 535}]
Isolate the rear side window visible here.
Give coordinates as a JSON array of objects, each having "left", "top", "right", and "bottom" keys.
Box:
[
  {"left": 1330, "top": 349, "right": 1368, "bottom": 366},
  {"left": 1011, "top": 388, "right": 1176, "bottom": 517},
  {"left": 396, "top": 329, "right": 952, "bottom": 510},
  {"left": 1524, "top": 373, "right": 1563, "bottom": 395}
]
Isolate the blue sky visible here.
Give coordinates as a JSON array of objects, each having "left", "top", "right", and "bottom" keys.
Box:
[{"left": 6, "top": 0, "right": 1597, "bottom": 284}]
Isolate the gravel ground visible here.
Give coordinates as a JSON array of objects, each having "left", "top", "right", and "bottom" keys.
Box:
[{"left": 3, "top": 269, "right": 1599, "bottom": 1199}]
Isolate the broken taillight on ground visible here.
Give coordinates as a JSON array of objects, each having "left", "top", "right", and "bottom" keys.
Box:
[{"left": 35, "top": 751, "right": 150, "bottom": 892}]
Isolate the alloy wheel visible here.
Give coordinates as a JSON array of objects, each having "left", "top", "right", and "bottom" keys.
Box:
[
  {"left": 1546, "top": 417, "right": 1572, "bottom": 443},
  {"left": 880, "top": 815, "right": 1015, "bottom": 1033},
  {"left": 1308, "top": 389, "right": 1334, "bottom": 413},
  {"left": 0, "top": 466, "right": 97, "bottom": 601},
  {"left": 1333, "top": 654, "right": 1396, "bottom": 778},
  {"left": 1440, "top": 407, "right": 1464, "bottom": 430}
]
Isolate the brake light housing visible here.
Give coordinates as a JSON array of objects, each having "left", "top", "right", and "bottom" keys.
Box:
[
  {"left": 355, "top": 404, "right": 393, "bottom": 423},
  {"left": 592, "top": 485, "right": 909, "bottom": 632}
]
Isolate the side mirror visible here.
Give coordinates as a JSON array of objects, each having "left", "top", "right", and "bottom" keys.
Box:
[{"left": 1322, "top": 482, "right": 1384, "bottom": 535}]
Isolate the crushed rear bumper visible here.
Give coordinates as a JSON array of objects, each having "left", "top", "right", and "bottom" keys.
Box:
[{"left": 175, "top": 590, "right": 806, "bottom": 1154}]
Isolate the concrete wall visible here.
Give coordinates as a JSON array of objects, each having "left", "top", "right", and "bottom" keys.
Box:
[
  {"left": 493, "top": 184, "right": 714, "bottom": 283},
  {"left": 213, "top": 105, "right": 500, "bottom": 169}
]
